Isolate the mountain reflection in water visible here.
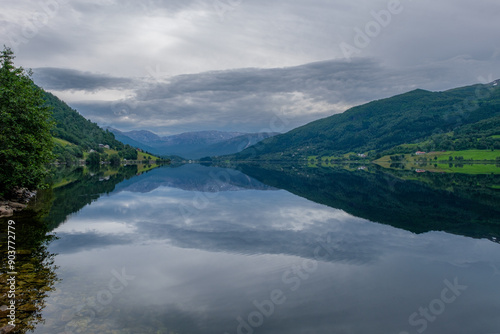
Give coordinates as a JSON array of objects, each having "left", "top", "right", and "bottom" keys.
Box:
[{"left": 3, "top": 163, "right": 499, "bottom": 334}]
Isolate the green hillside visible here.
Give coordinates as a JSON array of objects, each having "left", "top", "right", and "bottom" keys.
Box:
[
  {"left": 44, "top": 91, "right": 122, "bottom": 150},
  {"left": 42, "top": 90, "right": 140, "bottom": 162},
  {"left": 233, "top": 81, "right": 500, "bottom": 159}
]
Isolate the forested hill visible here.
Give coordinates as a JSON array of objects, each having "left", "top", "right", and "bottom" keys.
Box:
[
  {"left": 42, "top": 90, "right": 138, "bottom": 161},
  {"left": 233, "top": 80, "right": 500, "bottom": 159},
  {"left": 43, "top": 91, "right": 120, "bottom": 149}
]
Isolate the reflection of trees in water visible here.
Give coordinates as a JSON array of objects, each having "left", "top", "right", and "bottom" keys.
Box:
[
  {"left": 389, "top": 163, "right": 406, "bottom": 169},
  {"left": 0, "top": 165, "right": 141, "bottom": 333},
  {"left": 43, "top": 165, "right": 139, "bottom": 230},
  {"left": 0, "top": 212, "right": 59, "bottom": 333},
  {"left": 237, "top": 163, "right": 500, "bottom": 242}
]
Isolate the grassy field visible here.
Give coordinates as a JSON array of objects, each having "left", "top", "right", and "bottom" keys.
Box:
[
  {"left": 82, "top": 148, "right": 159, "bottom": 161},
  {"left": 137, "top": 151, "right": 158, "bottom": 161},
  {"left": 137, "top": 163, "right": 159, "bottom": 173},
  {"left": 53, "top": 137, "right": 77, "bottom": 147},
  {"left": 104, "top": 147, "right": 119, "bottom": 156},
  {"left": 53, "top": 136, "right": 161, "bottom": 162},
  {"left": 374, "top": 150, "right": 500, "bottom": 174},
  {"left": 376, "top": 150, "right": 500, "bottom": 163},
  {"left": 427, "top": 163, "right": 500, "bottom": 174},
  {"left": 374, "top": 161, "right": 500, "bottom": 174},
  {"left": 427, "top": 150, "right": 500, "bottom": 161}
]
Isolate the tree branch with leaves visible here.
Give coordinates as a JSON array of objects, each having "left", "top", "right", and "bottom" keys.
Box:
[{"left": 0, "top": 46, "right": 54, "bottom": 196}]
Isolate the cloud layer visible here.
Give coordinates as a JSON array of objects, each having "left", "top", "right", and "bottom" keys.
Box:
[
  {"left": 2, "top": 0, "right": 499, "bottom": 134},
  {"left": 33, "top": 58, "right": 497, "bottom": 134}
]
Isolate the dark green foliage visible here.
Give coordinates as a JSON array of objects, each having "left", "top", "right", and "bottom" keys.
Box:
[
  {"left": 42, "top": 165, "right": 139, "bottom": 230},
  {"left": 390, "top": 155, "right": 404, "bottom": 162},
  {"left": 0, "top": 47, "right": 54, "bottom": 195},
  {"left": 237, "top": 164, "right": 500, "bottom": 240},
  {"left": 119, "top": 145, "right": 138, "bottom": 160},
  {"left": 52, "top": 143, "right": 83, "bottom": 165},
  {"left": 0, "top": 48, "right": 140, "bottom": 170},
  {"left": 53, "top": 143, "right": 83, "bottom": 159},
  {"left": 42, "top": 90, "right": 142, "bottom": 163},
  {"left": 109, "top": 154, "right": 121, "bottom": 166},
  {"left": 86, "top": 152, "right": 100, "bottom": 165},
  {"left": 0, "top": 207, "right": 58, "bottom": 331},
  {"left": 235, "top": 83, "right": 500, "bottom": 159},
  {"left": 416, "top": 115, "right": 500, "bottom": 152},
  {"left": 43, "top": 91, "right": 124, "bottom": 151}
]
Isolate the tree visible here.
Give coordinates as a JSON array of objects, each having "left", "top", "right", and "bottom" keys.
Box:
[
  {"left": 109, "top": 154, "right": 121, "bottom": 166},
  {"left": 0, "top": 47, "right": 54, "bottom": 196},
  {"left": 86, "top": 152, "right": 100, "bottom": 165},
  {"left": 118, "top": 145, "right": 138, "bottom": 160}
]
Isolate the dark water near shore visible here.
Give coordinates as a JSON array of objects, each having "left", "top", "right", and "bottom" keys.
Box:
[{"left": 2, "top": 164, "right": 500, "bottom": 334}]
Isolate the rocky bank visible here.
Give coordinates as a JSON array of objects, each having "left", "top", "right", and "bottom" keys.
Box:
[{"left": 0, "top": 188, "right": 37, "bottom": 218}]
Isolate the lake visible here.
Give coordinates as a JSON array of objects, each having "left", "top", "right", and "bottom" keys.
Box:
[{"left": 2, "top": 163, "right": 500, "bottom": 334}]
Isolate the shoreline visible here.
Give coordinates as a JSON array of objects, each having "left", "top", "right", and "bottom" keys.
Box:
[{"left": 0, "top": 188, "right": 37, "bottom": 218}]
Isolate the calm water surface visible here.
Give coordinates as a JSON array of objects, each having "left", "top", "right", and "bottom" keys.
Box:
[{"left": 24, "top": 164, "right": 500, "bottom": 333}]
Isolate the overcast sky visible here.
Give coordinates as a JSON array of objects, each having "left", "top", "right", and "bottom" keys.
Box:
[{"left": 2, "top": 0, "right": 499, "bottom": 135}]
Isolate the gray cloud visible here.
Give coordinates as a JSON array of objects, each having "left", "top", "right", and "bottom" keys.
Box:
[
  {"left": 49, "top": 231, "right": 133, "bottom": 254},
  {"left": 2, "top": 0, "right": 499, "bottom": 134},
  {"left": 33, "top": 67, "right": 134, "bottom": 91},
  {"left": 5, "top": 0, "right": 499, "bottom": 75},
  {"left": 44, "top": 57, "right": 496, "bottom": 134}
]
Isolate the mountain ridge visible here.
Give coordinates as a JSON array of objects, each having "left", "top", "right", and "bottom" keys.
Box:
[
  {"left": 231, "top": 80, "right": 500, "bottom": 159},
  {"left": 108, "top": 128, "right": 279, "bottom": 159}
]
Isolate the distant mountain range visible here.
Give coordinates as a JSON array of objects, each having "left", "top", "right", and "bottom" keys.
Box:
[
  {"left": 233, "top": 80, "right": 500, "bottom": 159},
  {"left": 44, "top": 78, "right": 500, "bottom": 163},
  {"left": 108, "top": 128, "right": 278, "bottom": 159},
  {"left": 113, "top": 164, "right": 277, "bottom": 194}
]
